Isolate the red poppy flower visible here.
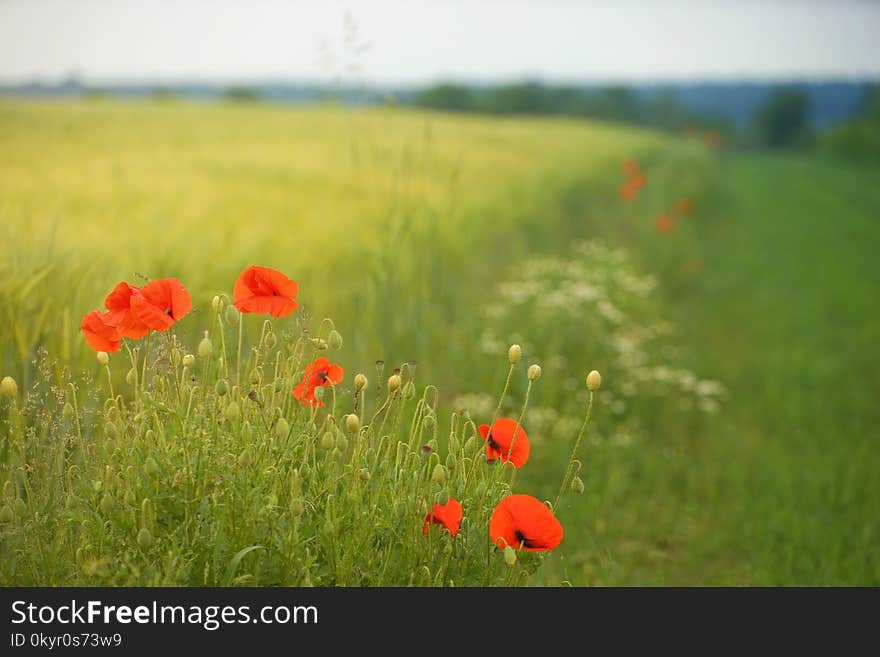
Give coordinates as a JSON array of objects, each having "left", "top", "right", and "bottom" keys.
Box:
[
  {"left": 675, "top": 197, "right": 694, "bottom": 216},
  {"left": 620, "top": 157, "right": 640, "bottom": 176},
  {"left": 233, "top": 265, "right": 298, "bottom": 318},
  {"left": 422, "top": 498, "right": 463, "bottom": 538},
  {"left": 130, "top": 278, "right": 192, "bottom": 331},
  {"left": 81, "top": 310, "right": 122, "bottom": 353},
  {"left": 489, "top": 494, "right": 563, "bottom": 552},
  {"left": 655, "top": 214, "right": 676, "bottom": 234},
  {"left": 292, "top": 356, "right": 344, "bottom": 408},
  {"left": 104, "top": 282, "right": 149, "bottom": 339},
  {"left": 478, "top": 418, "right": 530, "bottom": 468},
  {"left": 704, "top": 130, "right": 723, "bottom": 149},
  {"left": 619, "top": 171, "right": 646, "bottom": 201}
]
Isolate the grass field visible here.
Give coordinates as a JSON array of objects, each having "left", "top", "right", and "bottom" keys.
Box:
[{"left": 1, "top": 99, "right": 878, "bottom": 585}]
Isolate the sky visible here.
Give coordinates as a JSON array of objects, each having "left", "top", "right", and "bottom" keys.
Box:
[{"left": 1, "top": 0, "right": 879, "bottom": 85}]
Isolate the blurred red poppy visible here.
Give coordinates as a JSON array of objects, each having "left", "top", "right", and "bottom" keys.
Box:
[
  {"left": 704, "top": 130, "right": 723, "bottom": 149},
  {"left": 104, "top": 282, "right": 149, "bottom": 339},
  {"left": 293, "top": 356, "right": 344, "bottom": 408},
  {"left": 233, "top": 265, "right": 298, "bottom": 318},
  {"left": 81, "top": 310, "right": 122, "bottom": 353},
  {"left": 619, "top": 170, "right": 647, "bottom": 201},
  {"left": 131, "top": 278, "right": 192, "bottom": 331},
  {"left": 489, "top": 494, "right": 563, "bottom": 552},
  {"left": 620, "top": 157, "right": 640, "bottom": 176},
  {"left": 478, "top": 418, "right": 530, "bottom": 468},
  {"left": 675, "top": 197, "right": 694, "bottom": 216},
  {"left": 422, "top": 498, "right": 463, "bottom": 538},
  {"left": 655, "top": 214, "right": 677, "bottom": 234}
]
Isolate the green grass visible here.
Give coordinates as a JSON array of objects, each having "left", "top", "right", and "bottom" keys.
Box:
[{"left": 1, "top": 99, "right": 878, "bottom": 585}]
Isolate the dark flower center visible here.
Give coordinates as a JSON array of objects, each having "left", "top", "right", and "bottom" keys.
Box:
[
  {"left": 487, "top": 433, "right": 501, "bottom": 450},
  {"left": 514, "top": 530, "right": 537, "bottom": 549},
  {"left": 316, "top": 371, "right": 328, "bottom": 382}
]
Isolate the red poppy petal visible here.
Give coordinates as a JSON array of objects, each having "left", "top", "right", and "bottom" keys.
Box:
[
  {"left": 326, "top": 364, "right": 344, "bottom": 385},
  {"left": 478, "top": 424, "right": 490, "bottom": 439},
  {"left": 81, "top": 311, "right": 121, "bottom": 353}
]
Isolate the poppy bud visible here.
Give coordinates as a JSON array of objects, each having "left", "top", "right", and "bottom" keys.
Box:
[
  {"left": 212, "top": 295, "right": 222, "bottom": 312},
  {"left": 403, "top": 381, "right": 416, "bottom": 400},
  {"left": 528, "top": 364, "right": 542, "bottom": 381},
  {"left": 359, "top": 468, "right": 371, "bottom": 482},
  {"left": 289, "top": 498, "right": 305, "bottom": 516},
  {"left": 198, "top": 332, "right": 213, "bottom": 358},
  {"left": 354, "top": 373, "right": 368, "bottom": 392},
  {"left": 423, "top": 413, "right": 435, "bottom": 430},
  {"left": 436, "top": 490, "right": 450, "bottom": 506},
  {"left": 335, "top": 433, "right": 349, "bottom": 452},
  {"left": 125, "top": 367, "right": 137, "bottom": 385},
  {"left": 432, "top": 464, "right": 447, "bottom": 485},
  {"left": 387, "top": 374, "right": 402, "bottom": 394},
  {"left": 97, "top": 351, "right": 109, "bottom": 366},
  {"left": 464, "top": 436, "right": 477, "bottom": 453},
  {"left": 312, "top": 386, "right": 325, "bottom": 401},
  {"left": 224, "top": 304, "right": 239, "bottom": 326},
  {"left": 504, "top": 546, "right": 517, "bottom": 566},
  {"left": 137, "top": 527, "right": 153, "bottom": 549},
  {"left": 320, "top": 432, "right": 335, "bottom": 450},
  {"left": 0, "top": 505, "right": 13, "bottom": 523},
  {"left": 587, "top": 370, "right": 602, "bottom": 391},
  {"left": 249, "top": 369, "right": 261, "bottom": 385},
  {"left": 345, "top": 413, "right": 360, "bottom": 434},
  {"left": 62, "top": 402, "right": 75, "bottom": 421},
  {"left": 328, "top": 330, "right": 343, "bottom": 350},
  {"left": 274, "top": 377, "right": 285, "bottom": 393},
  {"left": 275, "top": 417, "right": 290, "bottom": 439},
  {"left": 310, "top": 337, "right": 328, "bottom": 350},
  {"left": 145, "top": 429, "right": 155, "bottom": 442},
  {"left": 144, "top": 457, "right": 159, "bottom": 477},
  {"left": 571, "top": 476, "right": 585, "bottom": 494},
  {"left": 104, "top": 422, "right": 119, "bottom": 439},
  {"left": 216, "top": 379, "right": 229, "bottom": 396},
  {"left": 238, "top": 448, "right": 253, "bottom": 467},
  {"left": 508, "top": 344, "right": 522, "bottom": 364},
  {"left": 182, "top": 354, "right": 195, "bottom": 368},
  {"left": 14, "top": 497, "right": 27, "bottom": 517},
  {"left": 323, "top": 519, "right": 336, "bottom": 536},
  {"left": 223, "top": 401, "right": 240, "bottom": 421},
  {"left": 331, "top": 447, "right": 343, "bottom": 462}
]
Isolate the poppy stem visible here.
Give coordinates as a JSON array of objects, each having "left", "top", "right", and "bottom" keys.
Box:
[
  {"left": 236, "top": 311, "right": 243, "bottom": 388},
  {"left": 554, "top": 391, "right": 594, "bottom": 513},
  {"left": 141, "top": 331, "right": 151, "bottom": 396},
  {"left": 103, "top": 362, "right": 115, "bottom": 404}
]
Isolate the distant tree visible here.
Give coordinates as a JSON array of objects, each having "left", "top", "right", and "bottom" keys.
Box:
[
  {"left": 754, "top": 88, "right": 811, "bottom": 148},
  {"left": 822, "top": 85, "right": 880, "bottom": 163},
  {"left": 479, "top": 82, "right": 549, "bottom": 115},
  {"left": 223, "top": 87, "right": 260, "bottom": 103},
  {"left": 413, "top": 84, "right": 475, "bottom": 112}
]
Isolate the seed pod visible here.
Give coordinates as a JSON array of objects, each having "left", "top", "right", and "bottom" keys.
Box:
[
  {"left": 528, "top": 364, "right": 542, "bottom": 381},
  {"left": 275, "top": 418, "right": 290, "bottom": 439},
  {"left": 345, "top": 414, "right": 360, "bottom": 434},
  {"left": 586, "top": 370, "right": 602, "bottom": 391},
  {"left": 137, "top": 527, "right": 153, "bottom": 549},
  {"left": 328, "top": 330, "right": 343, "bottom": 350},
  {"left": 508, "top": 344, "right": 522, "bottom": 364},
  {"left": 223, "top": 401, "right": 240, "bottom": 421},
  {"left": 198, "top": 332, "right": 213, "bottom": 358},
  {"left": 264, "top": 331, "right": 277, "bottom": 350},
  {"left": 224, "top": 304, "right": 239, "bottom": 326},
  {"left": 320, "top": 432, "right": 335, "bottom": 450},
  {"left": 504, "top": 546, "right": 517, "bottom": 566},
  {"left": 126, "top": 368, "right": 138, "bottom": 385}
]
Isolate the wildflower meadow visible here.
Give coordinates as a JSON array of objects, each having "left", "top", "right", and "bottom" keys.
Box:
[{"left": 1, "top": 99, "right": 879, "bottom": 586}]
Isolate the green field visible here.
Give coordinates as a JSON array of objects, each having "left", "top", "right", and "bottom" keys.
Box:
[{"left": 1, "top": 99, "right": 878, "bottom": 585}]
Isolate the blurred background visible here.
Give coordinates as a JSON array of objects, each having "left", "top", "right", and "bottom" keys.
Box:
[{"left": 1, "top": 0, "right": 878, "bottom": 584}]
